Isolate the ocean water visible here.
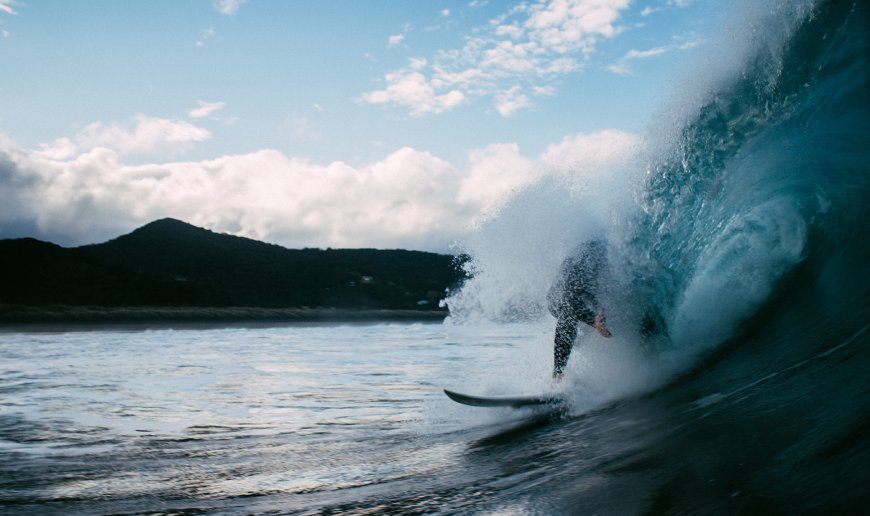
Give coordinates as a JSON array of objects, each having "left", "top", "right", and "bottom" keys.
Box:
[
  {"left": 3, "top": 0, "right": 870, "bottom": 512},
  {"left": 0, "top": 322, "right": 569, "bottom": 514},
  {"left": 0, "top": 317, "right": 866, "bottom": 514}
]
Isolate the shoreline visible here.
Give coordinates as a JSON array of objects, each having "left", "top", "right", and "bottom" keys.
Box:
[{"left": 0, "top": 305, "right": 449, "bottom": 332}]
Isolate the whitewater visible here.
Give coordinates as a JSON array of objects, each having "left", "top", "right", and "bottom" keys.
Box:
[{"left": 2, "top": 0, "right": 869, "bottom": 512}]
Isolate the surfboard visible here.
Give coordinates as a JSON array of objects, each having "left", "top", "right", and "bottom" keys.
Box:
[{"left": 443, "top": 389, "right": 566, "bottom": 408}]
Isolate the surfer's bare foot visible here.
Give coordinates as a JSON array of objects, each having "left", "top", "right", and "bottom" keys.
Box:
[
  {"left": 595, "top": 310, "right": 612, "bottom": 338},
  {"left": 552, "top": 371, "right": 563, "bottom": 382}
]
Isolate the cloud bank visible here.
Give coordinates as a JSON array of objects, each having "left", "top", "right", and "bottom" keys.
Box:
[{"left": 0, "top": 128, "right": 639, "bottom": 251}]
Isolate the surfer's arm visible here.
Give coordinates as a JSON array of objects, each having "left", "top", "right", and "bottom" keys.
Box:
[{"left": 594, "top": 309, "right": 612, "bottom": 338}]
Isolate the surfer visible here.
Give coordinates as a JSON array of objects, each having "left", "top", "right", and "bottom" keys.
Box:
[{"left": 548, "top": 240, "right": 612, "bottom": 380}]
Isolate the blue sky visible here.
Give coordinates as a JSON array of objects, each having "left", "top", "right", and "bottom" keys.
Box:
[{"left": 0, "top": 0, "right": 729, "bottom": 251}]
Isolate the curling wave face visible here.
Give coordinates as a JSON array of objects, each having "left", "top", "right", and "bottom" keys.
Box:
[
  {"left": 633, "top": 0, "right": 870, "bottom": 353},
  {"left": 447, "top": 0, "right": 870, "bottom": 401}
]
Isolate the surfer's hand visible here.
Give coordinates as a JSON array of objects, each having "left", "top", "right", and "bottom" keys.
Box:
[{"left": 595, "top": 310, "right": 612, "bottom": 338}]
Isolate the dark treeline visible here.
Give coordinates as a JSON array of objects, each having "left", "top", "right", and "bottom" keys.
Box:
[{"left": 0, "top": 218, "right": 467, "bottom": 311}]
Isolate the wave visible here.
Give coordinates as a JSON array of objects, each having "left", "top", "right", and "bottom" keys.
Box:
[
  {"left": 635, "top": 0, "right": 870, "bottom": 350},
  {"left": 447, "top": 0, "right": 870, "bottom": 391}
]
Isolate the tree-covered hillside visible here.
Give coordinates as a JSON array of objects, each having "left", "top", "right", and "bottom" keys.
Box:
[{"left": 1, "top": 218, "right": 467, "bottom": 311}]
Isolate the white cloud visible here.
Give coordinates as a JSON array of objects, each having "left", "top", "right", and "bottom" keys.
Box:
[
  {"left": 606, "top": 34, "right": 702, "bottom": 75},
  {"left": 625, "top": 47, "right": 668, "bottom": 59},
  {"left": 361, "top": 70, "right": 466, "bottom": 117},
  {"left": 441, "top": 9, "right": 451, "bottom": 17},
  {"left": 607, "top": 45, "right": 669, "bottom": 75},
  {"left": 188, "top": 100, "right": 226, "bottom": 119},
  {"left": 388, "top": 34, "right": 405, "bottom": 47},
  {"left": 363, "top": 0, "right": 631, "bottom": 117},
  {"left": 495, "top": 23, "right": 523, "bottom": 39},
  {"left": 605, "top": 62, "right": 630, "bottom": 75},
  {"left": 641, "top": 0, "right": 692, "bottom": 17},
  {"left": 34, "top": 137, "right": 78, "bottom": 161},
  {"left": 524, "top": 0, "right": 628, "bottom": 52},
  {"left": 35, "top": 115, "right": 211, "bottom": 160},
  {"left": 196, "top": 27, "right": 216, "bottom": 48},
  {"left": 3, "top": 129, "right": 639, "bottom": 251},
  {"left": 409, "top": 57, "right": 428, "bottom": 70},
  {"left": 495, "top": 86, "right": 531, "bottom": 117},
  {"left": 388, "top": 21, "right": 413, "bottom": 48},
  {"left": 0, "top": 0, "right": 16, "bottom": 15},
  {"left": 77, "top": 115, "right": 210, "bottom": 156},
  {"left": 214, "top": 0, "right": 247, "bottom": 15}
]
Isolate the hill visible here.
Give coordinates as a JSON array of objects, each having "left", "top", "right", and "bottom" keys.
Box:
[{"left": 0, "top": 218, "right": 467, "bottom": 315}]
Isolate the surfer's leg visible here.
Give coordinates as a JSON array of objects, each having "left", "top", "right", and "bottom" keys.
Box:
[{"left": 553, "top": 315, "right": 578, "bottom": 377}]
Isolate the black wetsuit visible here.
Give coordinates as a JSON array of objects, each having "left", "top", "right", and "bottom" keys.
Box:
[{"left": 547, "top": 240, "right": 606, "bottom": 376}]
